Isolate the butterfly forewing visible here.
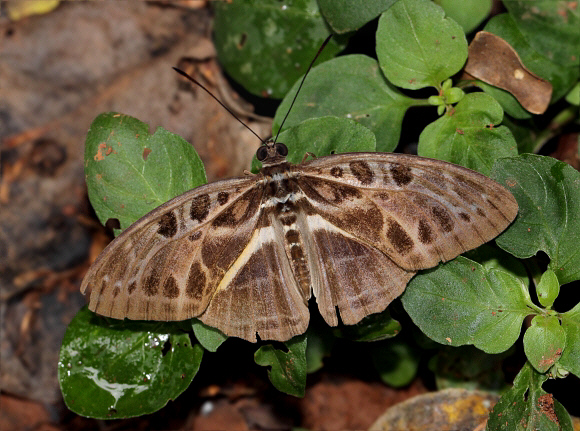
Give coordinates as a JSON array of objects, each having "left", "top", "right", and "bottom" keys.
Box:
[
  {"left": 297, "top": 153, "right": 518, "bottom": 270},
  {"left": 81, "top": 175, "right": 264, "bottom": 321},
  {"left": 82, "top": 144, "right": 518, "bottom": 342}
]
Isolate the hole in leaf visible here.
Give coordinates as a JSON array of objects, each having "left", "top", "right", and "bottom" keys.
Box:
[
  {"left": 161, "top": 338, "right": 172, "bottom": 356},
  {"left": 105, "top": 218, "right": 121, "bottom": 231},
  {"left": 523, "top": 388, "right": 529, "bottom": 402}
]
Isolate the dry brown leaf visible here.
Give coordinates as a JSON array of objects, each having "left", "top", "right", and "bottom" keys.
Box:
[{"left": 465, "top": 31, "right": 552, "bottom": 115}]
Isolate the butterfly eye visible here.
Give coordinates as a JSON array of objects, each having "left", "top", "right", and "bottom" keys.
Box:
[
  {"left": 275, "top": 143, "right": 288, "bottom": 156},
  {"left": 256, "top": 146, "right": 269, "bottom": 161}
]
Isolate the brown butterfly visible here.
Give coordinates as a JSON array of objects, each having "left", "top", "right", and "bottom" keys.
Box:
[{"left": 81, "top": 137, "right": 518, "bottom": 342}]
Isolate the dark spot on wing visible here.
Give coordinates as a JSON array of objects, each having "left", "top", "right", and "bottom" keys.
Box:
[
  {"left": 418, "top": 219, "right": 434, "bottom": 244},
  {"left": 212, "top": 188, "right": 260, "bottom": 228},
  {"left": 163, "top": 276, "right": 180, "bottom": 299},
  {"left": 432, "top": 206, "right": 454, "bottom": 232},
  {"left": 387, "top": 220, "right": 414, "bottom": 254},
  {"left": 190, "top": 194, "right": 210, "bottom": 222},
  {"left": 217, "top": 191, "right": 229, "bottom": 205},
  {"left": 390, "top": 164, "right": 413, "bottom": 186},
  {"left": 142, "top": 271, "right": 160, "bottom": 296},
  {"left": 158, "top": 211, "right": 178, "bottom": 237},
  {"left": 186, "top": 262, "right": 206, "bottom": 300},
  {"left": 459, "top": 212, "right": 471, "bottom": 222},
  {"left": 349, "top": 161, "right": 374, "bottom": 185},
  {"left": 330, "top": 166, "right": 343, "bottom": 178}
]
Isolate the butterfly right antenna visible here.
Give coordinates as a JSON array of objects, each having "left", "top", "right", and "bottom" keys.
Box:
[{"left": 273, "top": 34, "right": 333, "bottom": 144}]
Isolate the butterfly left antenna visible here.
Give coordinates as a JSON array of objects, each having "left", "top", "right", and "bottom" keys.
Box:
[{"left": 172, "top": 67, "right": 267, "bottom": 145}]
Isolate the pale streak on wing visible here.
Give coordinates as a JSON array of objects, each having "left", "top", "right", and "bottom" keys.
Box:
[
  {"left": 199, "top": 212, "right": 310, "bottom": 342},
  {"left": 298, "top": 212, "right": 415, "bottom": 327},
  {"left": 81, "top": 175, "right": 263, "bottom": 321},
  {"left": 296, "top": 152, "right": 518, "bottom": 271}
]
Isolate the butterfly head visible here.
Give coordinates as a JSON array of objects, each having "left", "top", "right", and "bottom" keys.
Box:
[{"left": 256, "top": 140, "right": 289, "bottom": 167}]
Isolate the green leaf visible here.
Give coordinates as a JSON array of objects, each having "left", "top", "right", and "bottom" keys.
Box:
[
  {"left": 492, "top": 154, "right": 580, "bottom": 285},
  {"left": 484, "top": 13, "right": 580, "bottom": 104},
  {"left": 559, "top": 303, "right": 580, "bottom": 377},
  {"left": 255, "top": 334, "right": 307, "bottom": 397},
  {"left": 418, "top": 93, "right": 518, "bottom": 175},
  {"left": 401, "top": 257, "right": 531, "bottom": 354},
  {"left": 58, "top": 307, "right": 203, "bottom": 419},
  {"left": 523, "top": 315, "right": 566, "bottom": 373},
  {"left": 503, "top": 1, "right": 580, "bottom": 67},
  {"left": 85, "top": 112, "right": 206, "bottom": 234},
  {"left": 212, "top": 0, "right": 344, "bottom": 99},
  {"left": 536, "top": 270, "right": 560, "bottom": 309},
  {"left": 255, "top": 116, "right": 376, "bottom": 171},
  {"left": 486, "top": 362, "right": 573, "bottom": 431},
  {"left": 376, "top": 0, "right": 468, "bottom": 89},
  {"left": 191, "top": 320, "right": 227, "bottom": 353},
  {"left": 434, "top": 0, "right": 491, "bottom": 34},
  {"left": 318, "top": 0, "right": 396, "bottom": 34},
  {"left": 333, "top": 308, "right": 401, "bottom": 342},
  {"left": 429, "top": 346, "right": 510, "bottom": 392},
  {"left": 272, "top": 55, "right": 415, "bottom": 152},
  {"left": 371, "top": 339, "right": 420, "bottom": 387}
]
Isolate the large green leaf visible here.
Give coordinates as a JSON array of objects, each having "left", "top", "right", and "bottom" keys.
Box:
[
  {"left": 376, "top": 0, "right": 468, "bottom": 89},
  {"left": 418, "top": 93, "right": 518, "bottom": 175},
  {"left": 486, "top": 362, "right": 573, "bottom": 431},
  {"left": 559, "top": 303, "right": 580, "bottom": 378},
  {"left": 503, "top": 1, "right": 580, "bottom": 67},
  {"left": 484, "top": 14, "right": 580, "bottom": 105},
  {"left": 59, "top": 307, "right": 203, "bottom": 419},
  {"left": 401, "top": 257, "right": 531, "bottom": 354},
  {"left": 254, "top": 334, "right": 307, "bottom": 397},
  {"left": 272, "top": 55, "right": 414, "bottom": 152},
  {"left": 213, "top": 0, "right": 344, "bottom": 98},
  {"left": 318, "top": 0, "right": 396, "bottom": 33},
  {"left": 492, "top": 154, "right": 580, "bottom": 285},
  {"left": 85, "top": 112, "right": 206, "bottom": 234}
]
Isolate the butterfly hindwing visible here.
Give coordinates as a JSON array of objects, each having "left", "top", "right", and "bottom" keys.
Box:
[{"left": 199, "top": 210, "right": 310, "bottom": 342}]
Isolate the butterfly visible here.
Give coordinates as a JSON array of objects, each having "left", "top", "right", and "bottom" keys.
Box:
[{"left": 81, "top": 138, "right": 518, "bottom": 342}]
